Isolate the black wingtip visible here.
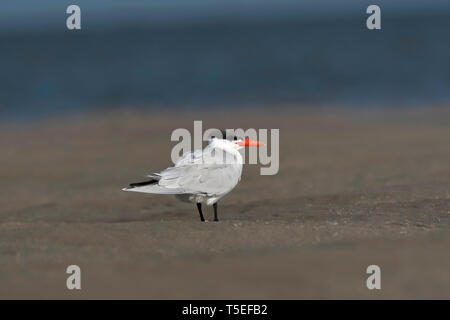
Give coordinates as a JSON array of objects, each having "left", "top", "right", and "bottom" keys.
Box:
[{"left": 129, "top": 179, "right": 158, "bottom": 188}]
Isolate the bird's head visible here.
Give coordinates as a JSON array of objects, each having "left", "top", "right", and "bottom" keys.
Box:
[{"left": 208, "top": 129, "right": 261, "bottom": 150}]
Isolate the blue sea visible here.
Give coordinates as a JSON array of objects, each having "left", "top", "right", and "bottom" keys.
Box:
[{"left": 1, "top": 12, "right": 449, "bottom": 121}]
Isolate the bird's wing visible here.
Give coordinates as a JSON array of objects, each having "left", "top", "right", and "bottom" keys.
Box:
[{"left": 158, "top": 162, "right": 242, "bottom": 196}]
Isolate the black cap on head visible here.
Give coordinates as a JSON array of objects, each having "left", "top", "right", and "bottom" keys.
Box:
[{"left": 209, "top": 129, "right": 239, "bottom": 141}]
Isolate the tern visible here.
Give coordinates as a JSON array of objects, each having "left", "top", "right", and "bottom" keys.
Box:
[{"left": 122, "top": 130, "right": 260, "bottom": 222}]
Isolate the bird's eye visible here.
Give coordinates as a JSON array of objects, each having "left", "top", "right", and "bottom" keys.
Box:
[{"left": 233, "top": 136, "right": 237, "bottom": 141}]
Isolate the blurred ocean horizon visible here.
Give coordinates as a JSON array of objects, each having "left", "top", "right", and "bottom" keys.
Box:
[{"left": 1, "top": 3, "right": 450, "bottom": 121}]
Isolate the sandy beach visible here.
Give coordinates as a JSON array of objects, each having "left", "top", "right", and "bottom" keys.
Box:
[{"left": 0, "top": 107, "right": 449, "bottom": 299}]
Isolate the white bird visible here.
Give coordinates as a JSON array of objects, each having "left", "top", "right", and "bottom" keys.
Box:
[{"left": 122, "top": 130, "right": 260, "bottom": 222}]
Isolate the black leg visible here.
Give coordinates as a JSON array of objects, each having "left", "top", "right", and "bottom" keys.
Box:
[
  {"left": 196, "top": 203, "right": 205, "bottom": 222},
  {"left": 213, "top": 203, "right": 219, "bottom": 222}
]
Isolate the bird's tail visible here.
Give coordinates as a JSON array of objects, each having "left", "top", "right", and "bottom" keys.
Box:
[{"left": 122, "top": 174, "right": 184, "bottom": 194}]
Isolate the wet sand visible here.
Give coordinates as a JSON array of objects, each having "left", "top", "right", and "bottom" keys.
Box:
[{"left": 0, "top": 107, "right": 449, "bottom": 299}]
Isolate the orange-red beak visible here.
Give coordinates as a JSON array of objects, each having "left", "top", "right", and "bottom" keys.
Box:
[{"left": 236, "top": 138, "right": 260, "bottom": 147}]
